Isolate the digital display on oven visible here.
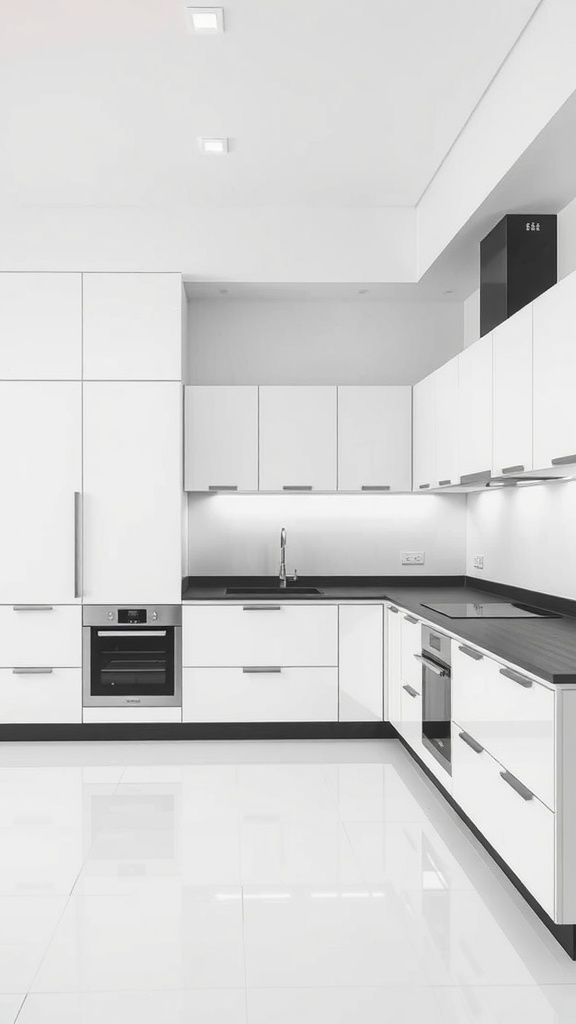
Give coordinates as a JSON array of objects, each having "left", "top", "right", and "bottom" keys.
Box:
[{"left": 118, "top": 609, "right": 147, "bottom": 624}]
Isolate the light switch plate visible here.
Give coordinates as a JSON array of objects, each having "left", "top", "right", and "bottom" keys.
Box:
[
  {"left": 473, "top": 555, "right": 484, "bottom": 569},
  {"left": 401, "top": 551, "right": 425, "bottom": 566}
]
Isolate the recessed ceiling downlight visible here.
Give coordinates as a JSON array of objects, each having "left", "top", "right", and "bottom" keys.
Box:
[
  {"left": 198, "top": 137, "right": 229, "bottom": 154},
  {"left": 185, "top": 7, "right": 224, "bottom": 34}
]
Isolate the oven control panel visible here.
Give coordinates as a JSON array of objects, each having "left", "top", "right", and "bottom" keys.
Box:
[{"left": 118, "top": 608, "right": 147, "bottom": 624}]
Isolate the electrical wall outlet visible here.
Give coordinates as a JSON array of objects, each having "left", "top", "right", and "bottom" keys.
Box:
[
  {"left": 473, "top": 555, "right": 484, "bottom": 570},
  {"left": 401, "top": 551, "right": 425, "bottom": 566}
]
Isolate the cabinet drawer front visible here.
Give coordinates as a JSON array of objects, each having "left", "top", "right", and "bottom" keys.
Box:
[
  {"left": 0, "top": 606, "right": 81, "bottom": 667},
  {"left": 183, "top": 606, "right": 338, "bottom": 667},
  {"left": 0, "top": 668, "right": 81, "bottom": 724},
  {"left": 400, "top": 613, "right": 422, "bottom": 689},
  {"left": 452, "top": 644, "right": 555, "bottom": 809},
  {"left": 452, "top": 722, "right": 555, "bottom": 916},
  {"left": 82, "top": 707, "right": 182, "bottom": 724},
  {"left": 183, "top": 667, "right": 338, "bottom": 722}
]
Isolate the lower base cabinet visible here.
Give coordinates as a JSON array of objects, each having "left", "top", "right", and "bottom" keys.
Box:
[
  {"left": 0, "top": 668, "right": 82, "bottom": 724},
  {"left": 452, "top": 719, "right": 555, "bottom": 917},
  {"left": 183, "top": 667, "right": 338, "bottom": 723}
]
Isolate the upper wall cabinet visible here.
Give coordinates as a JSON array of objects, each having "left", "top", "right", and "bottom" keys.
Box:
[
  {"left": 457, "top": 333, "right": 493, "bottom": 482},
  {"left": 185, "top": 386, "right": 258, "bottom": 492},
  {"left": 82, "top": 273, "right": 183, "bottom": 381},
  {"left": 338, "top": 386, "right": 412, "bottom": 492},
  {"left": 0, "top": 273, "right": 82, "bottom": 380},
  {"left": 492, "top": 303, "right": 533, "bottom": 477},
  {"left": 533, "top": 271, "right": 576, "bottom": 472},
  {"left": 259, "top": 386, "right": 337, "bottom": 491},
  {"left": 412, "top": 376, "right": 435, "bottom": 491},
  {"left": 435, "top": 356, "right": 459, "bottom": 487},
  {"left": 0, "top": 382, "right": 81, "bottom": 603}
]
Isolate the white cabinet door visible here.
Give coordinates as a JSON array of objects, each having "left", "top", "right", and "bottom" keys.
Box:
[
  {"left": 533, "top": 271, "right": 576, "bottom": 471},
  {"left": 83, "top": 382, "right": 182, "bottom": 604},
  {"left": 183, "top": 667, "right": 338, "bottom": 723},
  {"left": 458, "top": 334, "right": 493, "bottom": 481},
  {"left": 492, "top": 304, "right": 533, "bottom": 476},
  {"left": 338, "top": 605, "right": 383, "bottom": 722},
  {"left": 338, "top": 386, "right": 412, "bottom": 492},
  {"left": 0, "top": 383, "right": 81, "bottom": 603},
  {"left": 82, "top": 273, "right": 183, "bottom": 381},
  {"left": 0, "top": 668, "right": 81, "bottom": 724},
  {"left": 412, "top": 375, "right": 436, "bottom": 491},
  {"left": 386, "top": 604, "right": 403, "bottom": 726},
  {"left": 435, "top": 356, "right": 459, "bottom": 487},
  {"left": 259, "top": 386, "right": 337, "bottom": 491},
  {"left": 0, "top": 274, "right": 82, "bottom": 380},
  {"left": 183, "top": 605, "right": 338, "bottom": 667},
  {"left": 0, "top": 607, "right": 81, "bottom": 667},
  {"left": 184, "top": 386, "right": 258, "bottom": 492},
  {"left": 400, "top": 612, "right": 422, "bottom": 690}
]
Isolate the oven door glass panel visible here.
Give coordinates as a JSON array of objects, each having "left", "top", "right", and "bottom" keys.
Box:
[
  {"left": 90, "top": 628, "right": 175, "bottom": 698},
  {"left": 421, "top": 662, "right": 452, "bottom": 774}
]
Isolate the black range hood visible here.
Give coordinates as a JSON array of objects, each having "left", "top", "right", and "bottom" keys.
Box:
[{"left": 480, "top": 214, "right": 557, "bottom": 336}]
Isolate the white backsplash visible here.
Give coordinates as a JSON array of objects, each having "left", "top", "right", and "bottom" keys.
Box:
[{"left": 187, "top": 493, "right": 466, "bottom": 577}]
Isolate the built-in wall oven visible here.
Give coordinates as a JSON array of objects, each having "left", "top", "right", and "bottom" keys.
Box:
[
  {"left": 83, "top": 606, "right": 182, "bottom": 708},
  {"left": 416, "top": 625, "right": 452, "bottom": 775}
]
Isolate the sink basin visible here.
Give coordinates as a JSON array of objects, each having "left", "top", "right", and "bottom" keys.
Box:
[{"left": 225, "top": 586, "right": 324, "bottom": 597}]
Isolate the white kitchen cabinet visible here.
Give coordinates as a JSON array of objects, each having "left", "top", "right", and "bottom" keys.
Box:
[
  {"left": 0, "top": 273, "right": 82, "bottom": 380},
  {"left": 183, "top": 604, "right": 338, "bottom": 668},
  {"left": 259, "top": 386, "right": 337, "bottom": 491},
  {"left": 452, "top": 642, "right": 555, "bottom": 810},
  {"left": 452, "top": 721, "right": 555, "bottom": 917},
  {"left": 435, "top": 356, "right": 459, "bottom": 487},
  {"left": 386, "top": 604, "right": 403, "bottom": 726},
  {"left": 82, "top": 707, "right": 182, "bottom": 724},
  {"left": 83, "top": 382, "right": 182, "bottom": 604},
  {"left": 457, "top": 334, "right": 493, "bottom": 481},
  {"left": 82, "top": 273, "right": 183, "bottom": 381},
  {"left": 533, "top": 270, "right": 576, "bottom": 472},
  {"left": 492, "top": 304, "right": 533, "bottom": 476},
  {"left": 184, "top": 386, "right": 258, "bottom": 492},
  {"left": 0, "top": 606, "right": 81, "bottom": 668},
  {"left": 183, "top": 667, "right": 338, "bottom": 723},
  {"left": 412, "top": 375, "right": 436, "bottom": 491},
  {"left": 0, "top": 382, "right": 82, "bottom": 604},
  {"left": 337, "top": 386, "right": 412, "bottom": 492},
  {"left": 400, "top": 611, "right": 422, "bottom": 690},
  {"left": 338, "top": 605, "right": 383, "bottom": 721},
  {"left": 0, "top": 668, "right": 81, "bottom": 724},
  {"left": 398, "top": 674, "right": 422, "bottom": 749}
]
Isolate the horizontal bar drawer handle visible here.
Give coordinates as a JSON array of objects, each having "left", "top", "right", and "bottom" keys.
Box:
[
  {"left": 12, "top": 605, "right": 54, "bottom": 611},
  {"left": 552, "top": 454, "right": 576, "bottom": 466},
  {"left": 414, "top": 654, "right": 447, "bottom": 676},
  {"left": 502, "top": 465, "right": 525, "bottom": 474},
  {"left": 404, "top": 615, "right": 419, "bottom": 624},
  {"left": 208, "top": 485, "right": 238, "bottom": 491},
  {"left": 458, "top": 645, "right": 483, "bottom": 661},
  {"left": 388, "top": 606, "right": 399, "bottom": 614},
  {"left": 418, "top": 484, "right": 430, "bottom": 490},
  {"left": 500, "top": 770, "right": 533, "bottom": 801},
  {"left": 242, "top": 666, "right": 282, "bottom": 674},
  {"left": 402, "top": 684, "right": 419, "bottom": 698},
  {"left": 282, "top": 485, "right": 313, "bottom": 491},
  {"left": 361, "top": 485, "right": 390, "bottom": 491},
  {"left": 438, "top": 479, "right": 451, "bottom": 486},
  {"left": 242, "top": 605, "right": 282, "bottom": 611},
  {"left": 458, "top": 731, "right": 484, "bottom": 754},
  {"left": 499, "top": 667, "right": 533, "bottom": 688},
  {"left": 12, "top": 668, "right": 53, "bottom": 675}
]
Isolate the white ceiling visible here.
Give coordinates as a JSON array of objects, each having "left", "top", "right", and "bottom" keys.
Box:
[{"left": 0, "top": 0, "right": 539, "bottom": 210}]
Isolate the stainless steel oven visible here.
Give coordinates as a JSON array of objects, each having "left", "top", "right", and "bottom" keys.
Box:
[
  {"left": 416, "top": 625, "right": 452, "bottom": 775},
  {"left": 83, "top": 606, "right": 182, "bottom": 708}
]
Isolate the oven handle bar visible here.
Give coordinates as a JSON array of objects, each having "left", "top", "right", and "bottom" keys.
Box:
[
  {"left": 96, "top": 630, "right": 168, "bottom": 637},
  {"left": 414, "top": 654, "right": 448, "bottom": 676}
]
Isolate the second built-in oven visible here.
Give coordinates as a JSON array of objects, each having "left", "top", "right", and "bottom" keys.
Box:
[{"left": 416, "top": 625, "right": 452, "bottom": 775}]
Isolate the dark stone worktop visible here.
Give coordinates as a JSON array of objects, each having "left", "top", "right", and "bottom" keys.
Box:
[{"left": 181, "top": 575, "right": 576, "bottom": 684}]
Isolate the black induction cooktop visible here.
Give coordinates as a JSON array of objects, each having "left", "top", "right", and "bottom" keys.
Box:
[{"left": 421, "top": 602, "right": 560, "bottom": 619}]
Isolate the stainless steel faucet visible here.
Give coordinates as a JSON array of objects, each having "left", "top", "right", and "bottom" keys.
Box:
[{"left": 278, "top": 527, "right": 297, "bottom": 588}]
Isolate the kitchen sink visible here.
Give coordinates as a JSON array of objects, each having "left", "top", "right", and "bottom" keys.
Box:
[{"left": 225, "top": 586, "right": 324, "bottom": 597}]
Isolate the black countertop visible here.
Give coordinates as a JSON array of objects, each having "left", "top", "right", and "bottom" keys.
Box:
[{"left": 181, "top": 575, "right": 576, "bottom": 684}]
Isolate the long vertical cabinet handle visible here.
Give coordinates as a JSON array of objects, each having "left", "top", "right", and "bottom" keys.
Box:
[{"left": 74, "top": 492, "right": 83, "bottom": 600}]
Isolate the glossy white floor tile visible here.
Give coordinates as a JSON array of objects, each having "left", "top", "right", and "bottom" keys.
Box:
[{"left": 0, "top": 738, "right": 575, "bottom": 1023}]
